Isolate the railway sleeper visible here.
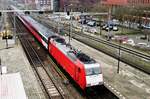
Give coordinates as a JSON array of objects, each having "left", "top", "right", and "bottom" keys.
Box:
[{"left": 37, "top": 67, "right": 61, "bottom": 97}]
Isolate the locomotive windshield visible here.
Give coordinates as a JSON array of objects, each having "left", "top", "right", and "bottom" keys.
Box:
[
  {"left": 55, "top": 38, "right": 66, "bottom": 44},
  {"left": 76, "top": 53, "right": 96, "bottom": 64},
  {"left": 86, "top": 67, "right": 101, "bottom": 76},
  {"left": 50, "top": 35, "right": 58, "bottom": 39}
]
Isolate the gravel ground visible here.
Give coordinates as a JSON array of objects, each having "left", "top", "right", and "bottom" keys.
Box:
[
  {"left": 0, "top": 37, "right": 46, "bottom": 99},
  {"left": 64, "top": 36, "right": 150, "bottom": 99}
]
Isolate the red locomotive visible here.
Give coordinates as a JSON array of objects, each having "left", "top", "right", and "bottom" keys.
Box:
[{"left": 12, "top": 6, "right": 103, "bottom": 90}]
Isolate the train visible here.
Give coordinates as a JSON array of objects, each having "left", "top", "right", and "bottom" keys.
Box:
[{"left": 10, "top": 5, "right": 103, "bottom": 90}]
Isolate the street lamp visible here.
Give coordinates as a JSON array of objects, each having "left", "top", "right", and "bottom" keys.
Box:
[
  {"left": 5, "top": 29, "right": 8, "bottom": 49},
  {"left": 107, "top": 6, "right": 112, "bottom": 41},
  {"left": 0, "top": 58, "right": 2, "bottom": 75},
  {"left": 13, "top": 13, "right": 16, "bottom": 44},
  {"left": 25, "top": 0, "right": 28, "bottom": 10},
  {"left": 81, "top": 11, "right": 84, "bottom": 33},
  {"left": 99, "top": 18, "right": 102, "bottom": 35},
  {"left": 57, "top": 14, "right": 60, "bottom": 34},
  {"left": 117, "top": 40, "right": 121, "bottom": 73},
  {"left": 67, "top": 4, "right": 73, "bottom": 45}
]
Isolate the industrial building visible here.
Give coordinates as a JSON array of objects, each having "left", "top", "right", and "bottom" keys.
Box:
[{"left": 101, "top": 0, "right": 150, "bottom": 6}]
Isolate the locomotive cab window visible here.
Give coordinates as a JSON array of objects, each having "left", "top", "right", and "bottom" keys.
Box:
[
  {"left": 55, "top": 38, "right": 66, "bottom": 44},
  {"left": 86, "top": 67, "right": 101, "bottom": 76},
  {"left": 50, "top": 35, "right": 58, "bottom": 39}
]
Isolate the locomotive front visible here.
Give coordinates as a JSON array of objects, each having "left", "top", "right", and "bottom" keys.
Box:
[
  {"left": 76, "top": 53, "right": 103, "bottom": 88},
  {"left": 85, "top": 63, "right": 103, "bottom": 87}
]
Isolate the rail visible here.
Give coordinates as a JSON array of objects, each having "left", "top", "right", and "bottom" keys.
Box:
[
  {"left": 8, "top": 14, "right": 66, "bottom": 99},
  {"left": 33, "top": 16, "right": 150, "bottom": 74}
]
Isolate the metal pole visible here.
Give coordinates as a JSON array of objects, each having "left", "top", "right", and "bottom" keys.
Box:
[
  {"left": 14, "top": 13, "right": 16, "bottom": 44},
  {"left": 25, "top": 0, "right": 27, "bottom": 10},
  {"left": 70, "top": 8, "right": 72, "bottom": 39},
  {"left": 107, "top": 6, "right": 111, "bottom": 41},
  {"left": 57, "top": 15, "right": 59, "bottom": 33},
  {"left": 117, "top": 40, "right": 121, "bottom": 73},
  {"left": 0, "top": 58, "right": 1, "bottom": 75},
  {"left": 0, "top": 58, "right": 1, "bottom": 66},
  {"left": 6, "top": 30, "right": 8, "bottom": 49},
  {"left": 99, "top": 17, "right": 102, "bottom": 35},
  {"left": 4, "top": 13, "right": 8, "bottom": 48},
  {"left": 69, "top": 8, "right": 72, "bottom": 44},
  {"left": 81, "top": 11, "right": 83, "bottom": 33},
  {"left": 69, "top": 23, "right": 70, "bottom": 44}
]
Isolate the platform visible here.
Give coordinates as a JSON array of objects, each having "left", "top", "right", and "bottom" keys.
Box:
[
  {"left": 0, "top": 37, "right": 46, "bottom": 99},
  {"left": 65, "top": 37, "right": 150, "bottom": 99},
  {"left": 0, "top": 73, "right": 27, "bottom": 99}
]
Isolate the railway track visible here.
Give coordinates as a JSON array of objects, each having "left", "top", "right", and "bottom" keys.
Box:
[
  {"left": 26, "top": 27, "right": 119, "bottom": 99},
  {"left": 39, "top": 17, "right": 150, "bottom": 60},
  {"left": 69, "top": 29, "right": 150, "bottom": 73},
  {"left": 33, "top": 16, "right": 150, "bottom": 74},
  {"left": 72, "top": 31, "right": 150, "bottom": 60},
  {"left": 8, "top": 12, "right": 122, "bottom": 99},
  {"left": 8, "top": 14, "right": 67, "bottom": 99},
  {"left": 20, "top": 36, "right": 65, "bottom": 99},
  {"left": 27, "top": 15, "right": 120, "bottom": 99}
]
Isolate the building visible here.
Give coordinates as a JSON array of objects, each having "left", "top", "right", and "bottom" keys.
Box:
[
  {"left": 127, "top": 0, "right": 150, "bottom": 6},
  {"left": 101, "top": 0, "right": 128, "bottom": 5},
  {"left": 35, "top": 0, "right": 52, "bottom": 10},
  {"left": 35, "top": 0, "right": 59, "bottom": 11},
  {"left": 16, "top": 0, "right": 58, "bottom": 11},
  {"left": 101, "top": 0, "right": 150, "bottom": 6},
  {"left": 59, "top": 0, "right": 81, "bottom": 11},
  {"left": 26, "top": 0, "right": 36, "bottom": 9},
  {"left": 53, "top": 0, "right": 59, "bottom": 11}
]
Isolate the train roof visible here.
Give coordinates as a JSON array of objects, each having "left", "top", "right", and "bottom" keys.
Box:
[
  {"left": 22, "top": 15, "right": 97, "bottom": 65},
  {"left": 51, "top": 36, "right": 96, "bottom": 64},
  {"left": 76, "top": 53, "right": 96, "bottom": 64},
  {"left": 22, "top": 15, "right": 54, "bottom": 40}
]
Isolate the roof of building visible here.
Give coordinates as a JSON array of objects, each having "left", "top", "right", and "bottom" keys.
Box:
[
  {"left": 101, "top": 0, "right": 128, "bottom": 5},
  {"left": 0, "top": 73, "right": 27, "bottom": 99}
]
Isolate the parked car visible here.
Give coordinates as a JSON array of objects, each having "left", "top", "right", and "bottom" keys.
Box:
[
  {"left": 113, "top": 36, "right": 128, "bottom": 43},
  {"left": 78, "top": 19, "right": 87, "bottom": 24},
  {"left": 140, "top": 35, "right": 147, "bottom": 40},
  {"left": 123, "top": 39, "right": 135, "bottom": 46},
  {"left": 112, "top": 19, "right": 120, "bottom": 25},
  {"left": 102, "top": 23, "right": 116, "bottom": 31},
  {"left": 102, "top": 24, "right": 107, "bottom": 30},
  {"left": 87, "top": 21, "right": 96, "bottom": 27},
  {"left": 113, "top": 25, "right": 118, "bottom": 31},
  {"left": 105, "top": 25, "right": 113, "bottom": 31},
  {"left": 135, "top": 43, "right": 149, "bottom": 48},
  {"left": 89, "top": 28, "right": 97, "bottom": 33}
]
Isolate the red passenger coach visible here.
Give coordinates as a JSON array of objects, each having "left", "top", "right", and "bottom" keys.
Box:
[
  {"left": 19, "top": 16, "right": 43, "bottom": 45},
  {"left": 12, "top": 5, "right": 103, "bottom": 90}
]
